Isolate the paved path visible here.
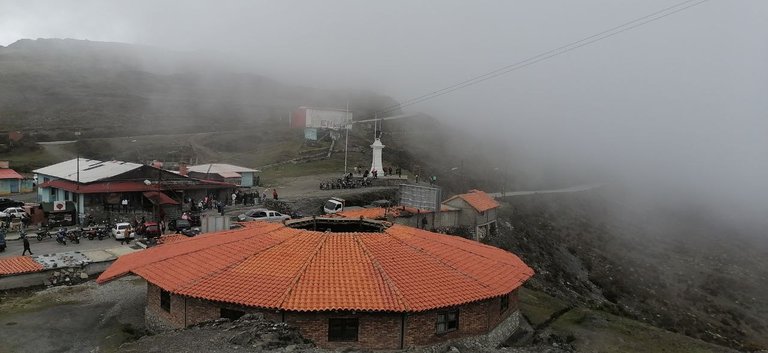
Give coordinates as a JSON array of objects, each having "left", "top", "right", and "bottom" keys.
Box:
[
  {"left": 0, "top": 231, "right": 138, "bottom": 259},
  {"left": 489, "top": 183, "right": 602, "bottom": 198}
]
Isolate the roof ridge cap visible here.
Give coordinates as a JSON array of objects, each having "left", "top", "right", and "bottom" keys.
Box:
[
  {"left": 173, "top": 225, "right": 296, "bottom": 293},
  {"left": 276, "top": 230, "right": 328, "bottom": 308},
  {"left": 393, "top": 227, "right": 495, "bottom": 293},
  {"left": 354, "top": 235, "right": 410, "bottom": 311}
]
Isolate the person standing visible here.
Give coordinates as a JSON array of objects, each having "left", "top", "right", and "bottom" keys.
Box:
[
  {"left": 272, "top": 188, "right": 278, "bottom": 200},
  {"left": 396, "top": 167, "right": 402, "bottom": 178},
  {"left": 120, "top": 226, "right": 131, "bottom": 245},
  {"left": 22, "top": 235, "right": 33, "bottom": 255},
  {"left": 231, "top": 192, "right": 237, "bottom": 206}
]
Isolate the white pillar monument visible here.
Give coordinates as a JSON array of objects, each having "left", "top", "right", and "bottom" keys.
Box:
[{"left": 370, "top": 138, "right": 385, "bottom": 174}]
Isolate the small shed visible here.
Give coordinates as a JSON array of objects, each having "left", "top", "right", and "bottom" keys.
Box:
[
  {"left": 0, "top": 168, "right": 32, "bottom": 195},
  {"left": 443, "top": 189, "right": 500, "bottom": 241}
]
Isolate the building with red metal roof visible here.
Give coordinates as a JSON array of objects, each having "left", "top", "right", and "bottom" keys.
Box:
[
  {"left": 33, "top": 158, "right": 236, "bottom": 222},
  {"left": 443, "top": 190, "right": 501, "bottom": 240},
  {"left": 0, "top": 167, "right": 32, "bottom": 195},
  {"left": 97, "top": 219, "right": 533, "bottom": 350}
]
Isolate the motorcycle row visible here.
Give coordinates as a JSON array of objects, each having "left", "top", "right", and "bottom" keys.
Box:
[
  {"left": 34, "top": 224, "right": 113, "bottom": 246},
  {"left": 319, "top": 177, "right": 373, "bottom": 190}
]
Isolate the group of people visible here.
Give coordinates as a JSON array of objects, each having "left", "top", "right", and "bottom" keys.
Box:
[
  {"left": 229, "top": 188, "right": 279, "bottom": 205},
  {"left": 190, "top": 195, "right": 223, "bottom": 212},
  {"left": 229, "top": 190, "right": 262, "bottom": 206},
  {"left": 353, "top": 165, "right": 403, "bottom": 179}
]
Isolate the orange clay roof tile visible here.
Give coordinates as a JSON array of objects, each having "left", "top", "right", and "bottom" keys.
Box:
[
  {"left": 336, "top": 207, "right": 388, "bottom": 219},
  {"left": 336, "top": 206, "right": 454, "bottom": 220},
  {"left": 448, "top": 189, "right": 500, "bottom": 213},
  {"left": 0, "top": 256, "right": 44, "bottom": 275},
  {"left": 97, "top": 222, "right": 532, "bottom": 312}
]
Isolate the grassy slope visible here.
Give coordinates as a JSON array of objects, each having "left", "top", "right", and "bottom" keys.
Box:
[{"left": 520, "top": 288, "right": 738, "bottom": 353}]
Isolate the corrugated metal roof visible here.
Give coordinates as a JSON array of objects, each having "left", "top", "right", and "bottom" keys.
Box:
[
  {"left": 218, "top": 171, "right": 242, "bottom": 178},
  {"left": 187, "top": 163, "right": 260, "bottom": 174},
  {"left": 0, "top": 169, "right": 23, "bottom": 180},
  {"left": 33, "top": 158, "right": 142, "bottom": 183},
  {"left": 38, "top": 179, "right": 234, "bottom": 193}
]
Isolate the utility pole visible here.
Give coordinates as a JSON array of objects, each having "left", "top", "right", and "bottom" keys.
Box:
[
  {"left": 75, "top": 131, "right": 81, "bottom": 190},
  {"left": 74, "top": 131, "right": 81, "bottom": 225},
  {"left": 344, "top": 101, "right": 350, "bottom": 175}
]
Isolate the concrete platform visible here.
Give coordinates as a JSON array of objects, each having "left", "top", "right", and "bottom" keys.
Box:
[{"left": 0, "top": 246, "right": 142, "bottom": 290}]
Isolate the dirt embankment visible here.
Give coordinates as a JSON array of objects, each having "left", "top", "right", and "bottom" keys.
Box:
[
  {"left": 118, "top": 314, "right": 318, "bottom": 353},
  {"left": 0, "top": 277, "right": 146, "bottom": 353}
]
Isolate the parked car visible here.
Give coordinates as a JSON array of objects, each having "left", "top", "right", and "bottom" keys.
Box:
[
  {"left": 1, "top": 207, "right": 28, "bottom": 219},
  {"left": 137, "top": 222, "right": 161, "bottom": 238},
  {"left": 112, "top": 222, "right": 135, "bottom": 240},
  {"left": 0, "top": 198, "right": 24, "bottom": 211},
  {"left": 169, "top": 219, "right": 192, "bottom": 233},
  {"left": 237, "top": 209, "right": 290, "bottom": 222}
]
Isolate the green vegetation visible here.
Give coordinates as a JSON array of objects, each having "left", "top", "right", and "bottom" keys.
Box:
[
  {"left": 550, "top": 308, "right": 736, "bottom": 353},
  {"left": 0, "top": 149, "right": 57, "bottom": 172},
  {"left": 517, "top": 287, "right": 738, "bottom": 352},
  {"left": 518, "top": 287, "right": 570, "bottom": 326}
]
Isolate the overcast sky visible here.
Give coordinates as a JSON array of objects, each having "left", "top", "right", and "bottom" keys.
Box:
[{"left": 2, "top": 0, "right": 767, "bottom": 220}]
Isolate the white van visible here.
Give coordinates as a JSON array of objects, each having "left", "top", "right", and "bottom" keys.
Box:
[{"left": 323, "top": 198, "right": 345, "bottom": 214}]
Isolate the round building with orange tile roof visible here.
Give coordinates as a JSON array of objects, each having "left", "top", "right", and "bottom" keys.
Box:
[{"left": 97, "top": 218, "right": 533, "bottom": 350}]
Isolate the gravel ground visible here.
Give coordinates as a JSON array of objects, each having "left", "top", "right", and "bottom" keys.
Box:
[{"left": 0, "top": 276, "right": 146, "bottom": 353}]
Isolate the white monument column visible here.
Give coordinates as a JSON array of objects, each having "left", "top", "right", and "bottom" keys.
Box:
[{"left": 370, "top": 138, "right": 385, "bottom": 173}]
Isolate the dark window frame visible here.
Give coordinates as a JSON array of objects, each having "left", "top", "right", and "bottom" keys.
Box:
[
  {"left": 328, "top": 318, "right": 359, "bottom": 342},
  {"left": 500, "top": 294, "right": 510, "bottom": 313},
  {"left": 160, "top": 289, "right": 171, "bottom": 312},
  {"left": 436, "top": 309, "right": 459, "bottom": 334}
]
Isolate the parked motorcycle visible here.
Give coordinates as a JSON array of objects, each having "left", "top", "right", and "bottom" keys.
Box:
[
  {"left": 84, "top": 226, "right": 107, "bottom": 240},
  {"left": 66, "top": 228, "right": 82, "bottom": 244},
  {"left": 180, "top": 227, "right": 201, "bottom": 237},
  {"left": 36, "top": 227, "right": 52, "bottom": 242},
  {"left": 55, "top": 228, "right": 68, "bottom": 245}
]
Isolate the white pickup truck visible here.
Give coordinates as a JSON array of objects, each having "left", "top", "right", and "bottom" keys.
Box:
[{"left": 237, "top": 208, "right": 291, "bottom": 222}]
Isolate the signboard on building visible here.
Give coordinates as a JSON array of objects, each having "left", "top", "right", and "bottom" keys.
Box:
[
  {"left": 291, "top": 107, "right": 352, "bottom": 130},
  {"left": 399, "top": 184, "right": 442, "bottom": 212}
]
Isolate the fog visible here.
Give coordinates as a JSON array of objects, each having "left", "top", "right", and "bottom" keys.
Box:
[{"left": 2, "top": 0, "right": 767, "bottom": 224}]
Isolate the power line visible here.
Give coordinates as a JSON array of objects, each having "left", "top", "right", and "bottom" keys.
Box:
[{"left": 369, "top": 0, "right": 711, "bottom": 118}]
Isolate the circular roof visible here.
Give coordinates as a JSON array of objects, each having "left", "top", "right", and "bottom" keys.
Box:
[{"left": 98, "top": 221, "right": 533, "bottom": 312}]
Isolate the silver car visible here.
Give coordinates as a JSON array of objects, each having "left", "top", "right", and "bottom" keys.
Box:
[{"left": 237, "top": 209, "right": 290, "bottom": 222}]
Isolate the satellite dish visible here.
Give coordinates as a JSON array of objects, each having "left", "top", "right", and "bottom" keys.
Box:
[{"left": 144, "top": 179, "right": 152, "bottom": 186}]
